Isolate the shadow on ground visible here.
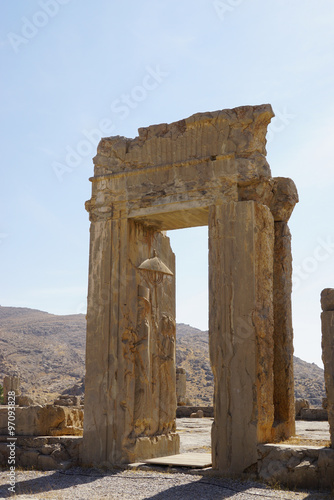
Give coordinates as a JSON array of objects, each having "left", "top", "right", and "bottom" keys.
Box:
[
  {"left": 144, "top": 475, "right": 330, "bottom": 500},
  {"left": 0, "top": 467, "right": 331, "bottom": 499},
  {"left": 0, "top": 468, "right": 104, "bottom": 498}
]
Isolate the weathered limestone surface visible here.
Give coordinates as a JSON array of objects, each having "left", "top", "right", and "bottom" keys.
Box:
[
  {"left": 321, "top": 289, "right": 334, "bottom": 447},
  {"left": 209, "top": 201, "right": 274, "bottom": 473},
  {"left": 0, "top": 405, "right": 83, "bottom": 436},
  {"left": 83, "top": 105, "right": 298, "bottom": 472},
  {"left": 272, "top": 222, "right": 295, "bottom": 441}
]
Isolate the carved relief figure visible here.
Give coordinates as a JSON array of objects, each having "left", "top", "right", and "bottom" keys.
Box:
[
  {"left": 158, "top": 313, "right": 176, "bottom": 433},
  {"left": 133, "top": 285, "right": 152, "bottom": 435}
]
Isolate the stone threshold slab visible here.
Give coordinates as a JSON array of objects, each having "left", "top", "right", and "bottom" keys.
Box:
[{"left": 142, "top": 452, "right": 212, "bottom": 468}]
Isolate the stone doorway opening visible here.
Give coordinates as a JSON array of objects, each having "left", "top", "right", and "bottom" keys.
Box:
[{"left": 168, "top": 226, "right": 212, "bottom": 408}]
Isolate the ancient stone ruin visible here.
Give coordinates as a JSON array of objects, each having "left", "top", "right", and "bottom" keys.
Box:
[{"left": 82, "top": 104, "right": 299, "bottom": 473}]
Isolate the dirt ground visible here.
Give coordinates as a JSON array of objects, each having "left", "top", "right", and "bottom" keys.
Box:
[{"left": 176, "top": 418, "right": 331, "bottom": 452}]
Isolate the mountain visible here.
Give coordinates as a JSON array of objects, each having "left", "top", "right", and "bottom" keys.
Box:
[
  {"left": 293, "top": 356, "right": 326, "bottom": 407},
  {"left": 0, "top": 307, "right": 326, "bottom": 407},
  {"left": 0, "top": 306, "right": 86, "bottom": 404},
  {"left": 176, "top": 323, "right": 326, "bottom": 407}
]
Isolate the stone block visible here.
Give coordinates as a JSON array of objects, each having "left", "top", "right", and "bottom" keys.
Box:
[
  {"left": 0, "top": 405, "right": 83, "bottom": 436},
  {"left": 131, "top": 433, "right": 180, "bottom": 463}
]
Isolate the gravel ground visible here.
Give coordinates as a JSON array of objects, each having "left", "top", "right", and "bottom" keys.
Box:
[
  {"left": 0, "top": 420, "right": 331, "bottom": 499},
  {"left": 0, "top": 467, "right": 332, "bottom": 500}
]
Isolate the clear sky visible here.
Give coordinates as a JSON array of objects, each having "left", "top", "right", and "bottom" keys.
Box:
[{"left": 1, "top": 0, "right": 334, "bottom": 368}]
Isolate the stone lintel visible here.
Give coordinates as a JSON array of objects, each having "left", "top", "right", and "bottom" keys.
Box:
[
  {"left": 94, "top": 104, "right": 274, "bottom": 176},
  {"left": 86, "top": 105, "right": 277, "bottom": 227}
]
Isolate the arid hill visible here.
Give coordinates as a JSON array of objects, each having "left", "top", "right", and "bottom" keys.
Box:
[
  {"left": 0, "top": 306, "right": 86, "bottom": 404},
  {"left": 176, "top": 323, "right": 326, "bottom": 407},
  {"left": 0, "top": 307, "right": 326, "bottom": 406}
]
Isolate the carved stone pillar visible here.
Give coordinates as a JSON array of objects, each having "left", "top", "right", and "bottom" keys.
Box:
[
  {"left": 321, "top": 288, "right": 334, "bottom": 447},
  {"left": 270, "top": 177, "right": 298, "bottom": 441},
  {"left": 82, "top": 203, "right": 128, "bottom": 465},
  {"left": 209, "top": 201, "right": 274, "bottom": 473},
  {"left": 272, "top": 221, "right": 295, "bottom": 439},
  {"left": 82, "top": 195, "right": 179, "bottom": 465}
]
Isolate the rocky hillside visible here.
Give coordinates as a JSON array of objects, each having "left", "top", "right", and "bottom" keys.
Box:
[
  {"left": 293, "top": 356, "right": 326, "bottom": 407},
  {"left": 0, "top": 306, "right": 85, "bottom": 404},
  {"left": 176, "top": 323, "right": 326, "bottom": 407},
  {"left": 0, "top": 307, "right": 326, "bottom": 406}
]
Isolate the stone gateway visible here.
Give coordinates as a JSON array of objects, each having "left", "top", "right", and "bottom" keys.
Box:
[{"left": 82, "top": 105, "right": 298, "bottom": 473}]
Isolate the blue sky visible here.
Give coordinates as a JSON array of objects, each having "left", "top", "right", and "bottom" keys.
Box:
[{"left": 1, "top": 0, "right": 334, "bottom": 368}]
